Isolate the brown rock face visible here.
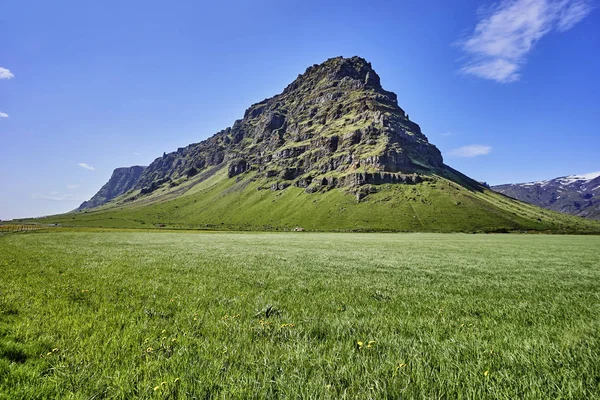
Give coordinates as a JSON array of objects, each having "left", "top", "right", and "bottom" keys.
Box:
[{"left": 135, "top": 56, "right": 444, "bottom": 194}]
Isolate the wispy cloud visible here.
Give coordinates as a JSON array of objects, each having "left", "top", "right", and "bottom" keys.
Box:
[
  {"left": 66, "top": 184, "right": 79, "bottom": 190},
  {"left": 448, "top": 145, "right": 492, "bottom": 158},
  {"left": 0, "top": 112, "right": 8, "bottom": 118},
  {"left": 441, "top": 132, "right": 452, "bottom": 137},
  {"left": 32, "top": 193, "right": 82, "bottom": 202},
  {"left": 556, "top": 0, "right": 594, "bottom": 30},
  {"left": 78, "top": 163, "right": 95, "bottom": 171},
  {"left": 0, "top": 67, "right": 14, "bottom": 80},
  {"left": 458, "top": 0, "right": 594, "bottom": 83},
  {"left": 133, "top": 152, "right": 141, "bottom": 156}
]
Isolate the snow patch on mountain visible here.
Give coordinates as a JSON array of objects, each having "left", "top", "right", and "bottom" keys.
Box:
[{"left": 558, "top": 171, "right": 600, "bottom": 185}]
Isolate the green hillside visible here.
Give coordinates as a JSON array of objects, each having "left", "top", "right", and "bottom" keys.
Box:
[{"left": 31, "top": 168, "right": 600, "bottom": 233}]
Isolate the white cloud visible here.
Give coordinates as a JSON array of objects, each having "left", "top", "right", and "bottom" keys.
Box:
[
  {"left": 78, "top": 163, "right": 95, "bottom": 171},
  {"left": 448, "top": 145, "right": 492, "bottom": 158},
  {"left": 458, "top": 0, "right": 594, "bottom": 83},
  {"left": 133, "top": 152, "right": 141, "bottom": 156},
  {"left": 557, "top": 0, "right": 594, "bottom": 31},
  {"left": 441, "top": 132, "right": 452, "bottom": 136},
  {"left": 0, "top": 67, "right": 14, "bottom": 80},
  {"left": 462, "top": 59, "right": 521, "bottom": 83},
  {"left": 66, "top": 184, "right": 79, "bottom": 190},
  {"left": 0, "top": 112, "right": 8, "bottom": 118},
  {"left": 33, "top": 193, "right": 82, "bottom": 202}
]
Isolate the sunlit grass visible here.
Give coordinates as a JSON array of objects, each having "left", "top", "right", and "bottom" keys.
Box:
[{"left": 1, "top": 231, "right": 599, "bottom": 398}]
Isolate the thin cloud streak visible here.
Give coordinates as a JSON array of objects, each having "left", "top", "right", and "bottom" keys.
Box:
[
  {"left": 32, "top": 193, "right": 82, "bottom": 202},
  {"left": 447, "top": 145, "right": 492, "bottom": 158},
  {"left": 0, "top": 67, "right": 14, "bottom": 79},
  {"left": 78, "top": 163, "right": 95, "bottom": 171},
  {"left": 458, "top": 0, "right": 593, "bottom": 83},
  {"left": 0, "top": 112, "right": 8, "bottom": 118},
  {"left": 557, "top": 0, "right": 594, "bottom": 31}
]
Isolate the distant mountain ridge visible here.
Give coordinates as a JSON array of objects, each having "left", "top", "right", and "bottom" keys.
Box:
[
  {"left": 492, "top": 172, "right": 600, "bottom": 220},
  {"left": 78, "top": 166, "right": 147, "bottom": 210}
]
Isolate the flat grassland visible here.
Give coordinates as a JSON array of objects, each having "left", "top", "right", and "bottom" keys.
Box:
[{"left": 1, "top": 231, "right": 599, "bottom": 399}]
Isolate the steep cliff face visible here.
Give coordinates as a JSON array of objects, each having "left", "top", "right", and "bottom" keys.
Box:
[
  {"left": 134, "top": 56, "right": 443, "bottom": 194},
  {"left": 493, "top": 172, "right": 600, "bottom": 220},
  {"left": 78, "top": 166, "right": 147, "bottom": 210}
]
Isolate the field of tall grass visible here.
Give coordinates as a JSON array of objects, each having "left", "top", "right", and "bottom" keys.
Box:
[{"left": 1, "top": 231, "right": 599, "bottom": 398}]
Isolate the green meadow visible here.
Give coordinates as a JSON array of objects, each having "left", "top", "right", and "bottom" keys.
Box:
[{"left": 1, "top": 231, "right": 599, "bottom": 399}]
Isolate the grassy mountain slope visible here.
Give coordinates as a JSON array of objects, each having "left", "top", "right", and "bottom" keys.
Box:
[{"left": 35, "top": 168, "right": 600, "bottom": 233}]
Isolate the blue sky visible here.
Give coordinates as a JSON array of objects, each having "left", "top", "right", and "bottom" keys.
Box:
[{"left": 1, "top": 0, "right": 598, "bottom": 219}]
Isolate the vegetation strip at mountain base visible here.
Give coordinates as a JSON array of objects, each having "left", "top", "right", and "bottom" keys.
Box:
[
  {"left": 27, "top": 169, "right": 600, "bottom": 233},
  {"left": 1, "top": 231, "right": 599, "bottom": 398}
]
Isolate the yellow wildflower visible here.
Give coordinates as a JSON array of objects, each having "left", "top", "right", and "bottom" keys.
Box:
[
  {"left": 174, "top": 378, "right": 180, "bottom": 383},
  {"left": 357, "top": 341, "right": 364, "bottom": 350},
  {"left": 153, "top": 386, "right": 160, "bottom": 391},
  {"left": 146, "top": 347, "right": 153, "bottom": 353},
  {"left": 484, "top": 370, "right": 489, "bottom": 377}
]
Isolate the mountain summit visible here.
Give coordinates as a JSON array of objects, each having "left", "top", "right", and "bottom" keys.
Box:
[
  {"left": 69, "top": 57, "right": 599, "bottom": 233},
  {"left": 134, "top": 56, "right": 443, "bottom": 196}
]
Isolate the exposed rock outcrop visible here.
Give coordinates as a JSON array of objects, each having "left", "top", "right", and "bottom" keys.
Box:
[
  {"left": 134, "top": 56, "right": 443, "bottom": 195},
  {"left": 78, "top": 166, "right": 146, "bottom": 209}
]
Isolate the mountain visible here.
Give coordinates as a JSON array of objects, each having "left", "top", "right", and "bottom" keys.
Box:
[
  {"left": 492, "top": 172, "right": 600, "bottom": 220},
  {"left": 78, "top": 166, "right": 147, "bottom": 210},
  {"left": 53, "top": 56, "right": 599, "bottom": 233},
  {"left": 133, "top": 56, "right": 444, "bottom": 196}
]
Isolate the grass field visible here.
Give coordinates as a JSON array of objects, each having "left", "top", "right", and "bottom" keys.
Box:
[{"left": 1, "top": 231, "right": 599, "bottom": 399}]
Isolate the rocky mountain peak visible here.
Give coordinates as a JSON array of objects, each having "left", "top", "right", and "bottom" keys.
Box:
[
  {"left": 83, "top": 56, "right": 448, "bottom": 208},
  {"left": 134, "top": 56, "right": 444, "bottom": 194},
  {"left": 287, "top": 56, "right": 384, "bottom": 92}
]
